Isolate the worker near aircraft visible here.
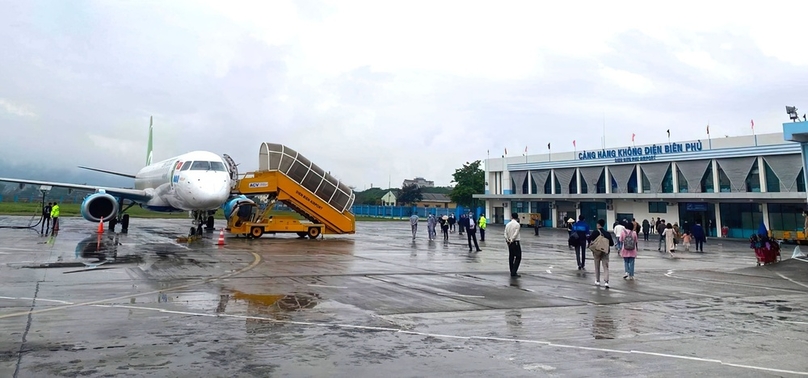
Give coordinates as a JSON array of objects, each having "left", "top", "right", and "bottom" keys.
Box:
[
  {"left": 41, "top": 202, "right": 52, "bottom": 235},
  {"left": 478, "top": 213, "right": 487, "bottom": 242},
  {"left": 50, "top": 202, "right": 60, "bottom": 233}
]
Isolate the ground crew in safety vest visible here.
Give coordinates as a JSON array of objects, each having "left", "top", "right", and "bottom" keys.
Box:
[
  {"left": 478, "top": 213, "right": 487, "bottom": 242},
  {"left": 50, "top": 202, "right": 60, "bottom": 233}
]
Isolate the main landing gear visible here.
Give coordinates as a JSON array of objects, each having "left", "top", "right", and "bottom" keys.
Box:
[{"left": 108, "top": 200, "right": 135, "bottom": 233}]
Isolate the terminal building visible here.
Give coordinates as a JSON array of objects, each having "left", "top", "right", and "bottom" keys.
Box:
[{"left": 474, "top": 132, "right": 808, "bottom": 238}]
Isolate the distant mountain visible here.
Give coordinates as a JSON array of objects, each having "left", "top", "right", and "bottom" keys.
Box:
[{"left": 0, "top": 160, "right": 132, "bottom": 200}]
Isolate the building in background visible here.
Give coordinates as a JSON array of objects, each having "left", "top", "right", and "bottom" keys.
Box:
[
  {"left": 402, "top": 177, "right": 434, "bottom": 188},
  {"left": 381, "top": 191, "right": 397, "bottom": 206},
  {"left": 474, "top": 132, "right": 807, "bottom": 238},
  {"left": 413, "top": 193, "right": 455, "bottom": 209}
]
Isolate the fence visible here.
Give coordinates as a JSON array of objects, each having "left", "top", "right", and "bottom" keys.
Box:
[{"left": 351, "top": 205, "right": 484, "bottom": 219}]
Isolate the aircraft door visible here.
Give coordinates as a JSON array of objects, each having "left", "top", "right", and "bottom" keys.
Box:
[{"left": 223, "top": 154, "right": 239, "bottom": 189}]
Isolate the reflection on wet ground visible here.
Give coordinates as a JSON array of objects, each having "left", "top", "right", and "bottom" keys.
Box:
[{"left": 0, "top": 217, "right": 807, "bottom": 377}]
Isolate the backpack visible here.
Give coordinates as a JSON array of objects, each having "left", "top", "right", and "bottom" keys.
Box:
[{"left": 622, "top": 230, "right": 636, "bottom": 251}]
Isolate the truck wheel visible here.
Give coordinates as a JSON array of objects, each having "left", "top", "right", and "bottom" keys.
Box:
[
  {"left": 296, "top": 232, "right": 308, "bottom": 238},
  {"left": 251, "top": 227, "right": 264, "bottom": 239},
  {"left": 307, "top": 227, "right": 321, "bottom": 239}
]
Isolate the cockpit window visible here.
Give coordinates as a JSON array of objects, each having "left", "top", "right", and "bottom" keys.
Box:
[
  {"left": 190, "top": 161, "right": 211, "bottom": 170},
  {"left": 210, "top": 162, "right": 227, "bottom": 172},
  {"left": 189, "top": 161, "right": 227, "bottom": 171},
  {"left": 180, "top": 161, "right": 192, "bottom": 171}
]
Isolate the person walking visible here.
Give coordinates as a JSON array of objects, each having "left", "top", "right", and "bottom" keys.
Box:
[
  {"left": 50, "top": 202, "right": 60, "bottom": 234},
  {"left": 691, "top": 220, "right": 706, "bottom": 252},
  {"left": 533, "top": 215, "right": 540, "bottom": 236},
  {"left": 478, "top": 213, "right": 487, "bottom": 242},
  {"left": 448, "top": 213, "right": 456, "bottom": 233},
  {"left": 466, "top": 214, "right": 481, "bottom": 252},
  {"left": 504, "top": 212, "right": 522, "bottom": 277},
  {"left": 439, "top": 215, "right": 449, "bottom": 241},
  {"left": 587, "top": 219, "right": 614, "bottom": 287},
  {"left": 427, "top": 214, "right": 437, "bottom": 241},
  {"left": 663, "top": 223, "right": 676, "bottom": 257},
  {"left": 41, "top": 202, "right": 52, "bottom": 235},
  {"left": 613, "top": 221, "right": 626, "bottom": 252},
  {"left": 619, "top": 223, "right": 638, "bottom": 280},
  {"left": 641, "top": 219, "right": 650, "bottom": 241},
  {"left": 409, "top": 212, "right": 419, "bottom": 240},
  {"left": 571, "top": 215, "right": 590, "bottom": 270},
  {"left": 656, "top": 219, "right": 666, "bottom": 251},
  {"left": 458, "top": 214, "right": 466, "bottom": 236}
]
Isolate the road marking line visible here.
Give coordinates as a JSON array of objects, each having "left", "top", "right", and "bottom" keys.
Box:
[
  {"left": 0, "top": 251, "right": 262, "bottom": 320},
  {"left": 774, "top": 272, "right": 808, "bottom": 289},
  {"left": 307, "top": 284, "right": 348, "bottom": 289},
  {"left": 45, "top": 302, "right": 808, "bottom": 376}
]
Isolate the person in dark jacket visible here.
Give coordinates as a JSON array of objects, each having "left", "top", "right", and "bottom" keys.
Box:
[
  {"left": 571, "top": 214, "right": 590, "bottom": 270},
  {"left": 691, "top": 221, "right": 706, "bottom": 252},
  {"left": 466, "top": 214, "right": 481, "bottom": 252},
  {"left": 458, "top": 214, "right": 466, "bottom": 235},
  {"left": 641, "top": 219, "right": 650, "bottom": 241}
]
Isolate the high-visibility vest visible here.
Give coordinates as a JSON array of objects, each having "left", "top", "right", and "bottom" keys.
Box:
[
  {"left": 51, "top": 205, "right": 60, "bottom": 218},
  {"left": 479, "top": 216, "right": 487, "bottom": 229}
]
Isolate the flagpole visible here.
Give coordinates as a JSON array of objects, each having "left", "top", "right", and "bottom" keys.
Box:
[{"left": 707, "top": 121, "right": 712, "bottom": 150}]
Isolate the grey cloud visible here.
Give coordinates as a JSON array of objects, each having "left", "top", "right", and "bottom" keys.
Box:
[{"left": 2, "top": 3, "right": 807, "bottom": 190}]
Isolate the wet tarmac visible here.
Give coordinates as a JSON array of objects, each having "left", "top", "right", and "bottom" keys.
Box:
[{"left": 1, "top": 216, "right": 807, "bottom": 377}]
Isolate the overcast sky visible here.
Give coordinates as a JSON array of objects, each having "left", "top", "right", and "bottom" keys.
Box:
[{"left": 1, "top": 1, "right": 808, "bottom": 189}]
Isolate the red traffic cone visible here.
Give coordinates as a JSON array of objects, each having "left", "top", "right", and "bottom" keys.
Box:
[
  {"left": 217, "top": 229, "right": 225, "bottom": 246},
  {"left": 98, "top": 217, "right": 104, "bottom": 234}
]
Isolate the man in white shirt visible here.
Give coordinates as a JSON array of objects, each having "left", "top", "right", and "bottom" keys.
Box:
[
  {"left": 504, "top": 212, "right": 522, "bottom": 277},
  {"left": 613, "top": 221, "right": 626, "bottom": 250},
  {"left": 410, "top": 213, "right": 419, "bottom": 240}
]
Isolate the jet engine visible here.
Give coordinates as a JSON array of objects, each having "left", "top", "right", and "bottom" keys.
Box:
[
  {"left": 80, "top": 192, "right": 119, "bottom": 222},
  {"left": 223, "top": 195, "right": 255, "bottom": 221}
]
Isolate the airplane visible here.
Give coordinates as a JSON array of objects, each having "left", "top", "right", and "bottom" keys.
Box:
[{"left": 0, "top": 117, "right": 235, "bottom": 236}]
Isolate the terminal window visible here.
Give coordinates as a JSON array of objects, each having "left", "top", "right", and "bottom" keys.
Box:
[{"left": 649, "top": 202, "right": 667, "bottom": 213}]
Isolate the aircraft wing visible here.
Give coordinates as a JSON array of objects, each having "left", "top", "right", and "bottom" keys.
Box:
[{"left": 0, "top": 177, "right": 153, "bottom": 203}]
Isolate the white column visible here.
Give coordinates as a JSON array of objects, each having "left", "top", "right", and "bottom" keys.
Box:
[
  {"left": 714, "top": 203, "right": 722, "bottom": 238},
  {"left": 575, "top": 168, "right": 582, "bottom": 194},
  {"left": 527, "top": 170, "right": 533, "bottom": 195},
  {"left": 636, "top": 164, "right": 643, "bottom": 193},
  {"left": 758, "top": 156, "right": 767, "bottom": 192},
  {"left": 502, "top": 163, "right": 512, "bottom": 194},
  {"left": 551, "top": 205, "right": 558, "bottom": 228},
  {"left": 671, "top": 162, "right": 679, "bottom": 193},
  {"left": 550, "top": 169, "right": 557, "bottom": 194},
  {"left": 605, "top": 167, "right": 612, "bottom": 194},
  {"left": 712, "top": 160, "right": 720, "bottom": 192},
  {"left": 761, "top": 202, "right": 770, "bottom": 230}
]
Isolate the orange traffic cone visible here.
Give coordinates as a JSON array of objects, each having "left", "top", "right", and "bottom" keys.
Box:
[
  {"left": 217, "top": 229, "right": 225, "bottom": 246},
  {"left": 98, "top": 217, "right": 104, "bottom": 234}
]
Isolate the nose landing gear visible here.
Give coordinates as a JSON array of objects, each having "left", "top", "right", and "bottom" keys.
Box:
[{"left": 188, "top": 210, "right": 218, "bottom": 239}]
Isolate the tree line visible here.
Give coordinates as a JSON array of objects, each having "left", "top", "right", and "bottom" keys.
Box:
[{"left": 353, "top": 160, "right": 484, "bottom": 208}]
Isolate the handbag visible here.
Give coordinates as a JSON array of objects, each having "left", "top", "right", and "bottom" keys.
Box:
[{"left": 588, "top": 234, "right": 609, "bottom": 255}]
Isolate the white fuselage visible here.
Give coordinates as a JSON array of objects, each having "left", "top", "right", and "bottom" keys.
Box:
[{"left": 133, "top": 151, "right": 231, "bottom": 212}]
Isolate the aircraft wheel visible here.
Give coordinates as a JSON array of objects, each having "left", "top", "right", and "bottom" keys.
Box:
[
  {"left": 189, "top": 227, "right": 196, "bottom": 236},
  {"left": 206, "top": 216, "right": 215, "bottom": 230},
  {"left": 109, "top": 218, "right": 118, "bottom": 232},
  {"left": 121, "top": 214, "right": 130, "bottom": 232},
  {"left": 307, "top": 227, "right": 321, "bottom": 239},
  {"left": 251, "top": 227, "right": 264, "bottom": 239}
]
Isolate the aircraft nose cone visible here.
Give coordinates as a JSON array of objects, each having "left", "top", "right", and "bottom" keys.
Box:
[{"left": 189, "top": 176, "right": 230, "bottom": 209}]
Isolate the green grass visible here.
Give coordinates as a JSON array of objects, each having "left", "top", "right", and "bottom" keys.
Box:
[
  {"left": 0, "top": 202, "right": 305, "bottom": 220},
  {"left": 0, "top": 202, "right": 402, "bottom": 222}
]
